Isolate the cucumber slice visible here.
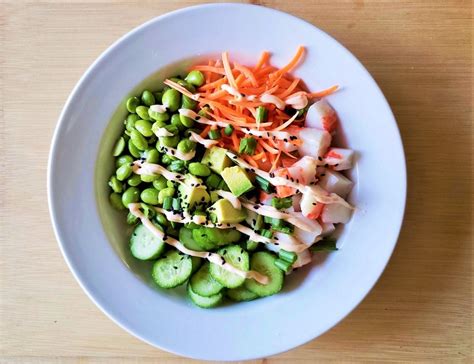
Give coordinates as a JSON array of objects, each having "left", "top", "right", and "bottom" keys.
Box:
[
  {"left": 226, "top": 286, "right": 258, "bottom": 302},
  {"left": 179, "top": 227, "right": 205, "bottom": 251},
  {"left": 245, "top": 251, "right": 284, "bottom": 297},
  {"left": 130, "top": 224, "right": 165, "bottom": 260},
  {"left": 187, "top": 283, "right": 223, "bottom": 308},
  {"left": 191, "top": 256, "right": 202, "bottom": 273},
  {"left": 209, "top": 245, "right": 249, "bottom": 288},
  {"left": 152, "top": 250, "right": 193, "bottom": 288},
  {"left": 190, "top": 263, "right": 223, "bottom": 297}
]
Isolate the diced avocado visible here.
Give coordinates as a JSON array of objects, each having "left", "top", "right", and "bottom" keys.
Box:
[
  {"left": 211, "top": 199, "right": 247, "bottom": 224},
  {"left": 201, "top": 146, "right": 232, "bottom": 174},
  {"left": 221, "top": 166, "right": 254, "bottom": 197},
  {"left": 178, "top": 174, "right": 210, "bottom": 209},
  {"left": 210, "top": 190, "right": 219, "bottom": 203}
]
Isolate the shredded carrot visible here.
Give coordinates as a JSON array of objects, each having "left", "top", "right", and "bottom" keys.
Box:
[
  {"left": 198, "top": 77, "right": 227, "bottom": 91},
  {"left": 200, "top": 125, "right": 211, "bottom": 138},
  {"left": 277, "top": 78, "right": 300, "bottom": 98},
  {"left": 222, "top": 52, "right": 238, "bottom": 89},
  {"left": 192, "top": 65, "right": 226, "bottom": 75},
  {"left": 234, "top": 63, "right": 258, "bottom": 87},
  {"left": 231, "top": 132, "right": 239, "bottom": 151},
  {"left": 273, "top": 46, "right": 305, "bottom": 77},
  {"left": 244, "top": 155, "right": 259, "bottom": 168},
  {"left": 307, "top": 85, "right": 339, "bottom": 98},
  {"left": 255, "top": 51, "right": 270, "bottom": 70}
]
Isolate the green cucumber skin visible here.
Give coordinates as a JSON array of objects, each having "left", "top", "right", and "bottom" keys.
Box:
[
  {"left": 187, "top": 283, "right": 223, "bottom": 308},
  {"left": 152, "top": 250, "right": 193, "bottom": 289},
  {"left": 245, "top": 251, "right": 284, "bottom": 297}
]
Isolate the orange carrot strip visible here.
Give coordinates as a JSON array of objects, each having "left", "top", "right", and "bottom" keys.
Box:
[
  {"left": 274, "top": 46, "right": 305, "bottom": 77},
  {"left": 231, "top": 132, "right": 239, "bottom": 150},
  {"left": 244, "top": 155, "right": 259, "bottom": 168},
  {"left": 198, "top": 77, "right": 227, "bottom": 91},
  {"left": 253, "top": 152, "right": 266, "bottom": 160},
  {"left": 277, "top": 78, "right": 300, "bottom": 98},
  {"left": 307, "top": 85, "right": 339, "bottom": 98},
  {"left": 192, "top": 65, "right": 226, "bottom": 75},
  {"left": 255, "top": 51, "right": 270, "bottom": 70},
  {"left": 206, "top": 89, "right": 228, "bottom": 100},
  {"left": 200, "top": 125, "right": 211, "bottom": 138},
  {"left": 274, "top": 112, "right": 299, "bottom": 131},
  {"left": 234, "top": 63, "right": 258, "bottom": 87},
  {"left": 222, "top": 52, "right": 238, "bottom": 89},
  {"left": 270, "top": 151, "right": 281, "bottom": 172},
  {"left": 260, "top": 139, "right": 279, "bottom": 154}
]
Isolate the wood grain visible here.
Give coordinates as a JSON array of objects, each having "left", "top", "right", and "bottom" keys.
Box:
[{"left": 0, "top": 1, "right": 472, "bottom": 363}]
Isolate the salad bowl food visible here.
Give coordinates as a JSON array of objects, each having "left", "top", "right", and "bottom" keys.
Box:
[{"left": 48, "top": 3, "right": 406, "bottom": 360}]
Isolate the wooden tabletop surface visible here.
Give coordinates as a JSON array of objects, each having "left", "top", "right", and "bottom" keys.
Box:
[{"left": 1, "top": 1, "right": 472, "bottom": 363}]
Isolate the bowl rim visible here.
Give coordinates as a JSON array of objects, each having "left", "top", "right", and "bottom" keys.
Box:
[{"left": 48, "top": 2, "right": 407, "bottom": 360}]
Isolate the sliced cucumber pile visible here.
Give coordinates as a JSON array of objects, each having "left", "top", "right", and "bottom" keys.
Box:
[
  {"left": 226, "top": 285, "right": 258, "bottom": 302},
  {"left": 130, "top": 224, "right": 165, "bottom": 260},
  {"left": 152, "top": 250, "right": 193, "bottom": 288},
  {"left": 190, "top": 262, "right": 224, "bottom": 297},
  {"left": 209, "top": 245, "right": 249, "bottom": 288},
  {"left": 187, "top": 283, "right": 223, "bottom": 308},
  {"left": 245, "top": 251, "right": 284, "bottom": 297}
]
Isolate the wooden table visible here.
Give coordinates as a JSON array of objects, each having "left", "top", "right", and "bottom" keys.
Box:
[{"left": 1, "top": 1, "right": 472, "bottom": 363}]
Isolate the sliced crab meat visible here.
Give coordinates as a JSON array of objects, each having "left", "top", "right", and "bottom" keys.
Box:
[
  {"left": 286, "top": 127, "right": 331, "bottom": 159},
  {"left": 293, "top": 222, "right": 322, "bottom": 246},
  {"left": 320, "top": 222, "right": 336, "bottom": 237},
  {"left": 292, "top": 249, "right": 312, "bottom": 269},
  {"left": 305, "top": 99, "right": 338, "bottom": 132},
  {"left": 286, "top": 156, "right": 318, "bottom": 185},
  {"left": 300, "top": 192, "right": 325, "bottom": 219},
  {"left": 318, "top": 170, "right": 353, "bottom": 198},
  {"left": 321, "top": 203, "right": 352, "bottom": 224},
  {"left": 324, "top": 148, "right": 354, "bottom": 171}
]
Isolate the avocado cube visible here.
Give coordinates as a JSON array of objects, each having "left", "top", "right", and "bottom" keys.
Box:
[
  {"left": 221, "top": 166, "right": 254, "bottom": 197},
  {"left": 211, "top": 199, "right": 247, "bottom": 224},
  {"left": 201, "top": 146, "right": 232, "bottom": 174},
  {"left": 178, "top": 174, "right": 210, "bottom": 209}
]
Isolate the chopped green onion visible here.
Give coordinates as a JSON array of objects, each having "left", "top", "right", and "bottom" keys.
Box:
[
  {"left": 163, "top": 196, "right": 173, "bottom": 210},
  {"left": 254, "top": 214, "right": 264, "bottom": 231},
  {"left": 274, "top": 258, "right": 292, "bottom": 273},
  {"left": 264, "top": 216, "right": 284, "bottom": 227},
  {"left": 310, "top": 239, "right": 338, "bottom": 252},
  {"left": 278, "top": 249, "right": 297, "bottom": 264},
  {"left": 206, "top": 174, "right": 222, "bottom": 190},
  {"left": 168, "top": 159, "right": 186, "bottom": 173},
  {"left": 209, "top": 213, "right": 218, "bottom": 223},
  {"left": 271, "top": 197, "right": 293, "bottom": 210},
  {"left": 239, "top": 137, "right": 257, "bottom": 155},
  {"left": 208, "top": 129, "right": 221, "bottom": 140},
  {"left": 261, "top": 229, "right": 273, "bottom": 239},
  {"left": 255, "top": 175, "right": 273, "bottom": 193},
  {"left": 245, "top": 240, "right": 259, "bottom": 251},
  {"left": 194, "top": 210, "right": 207, "bottom": 216},
  {"left": 224, "top": 124, "right": 234, "bottom": 136},
  {"left": 217, "top": 179, "right": 229, "bottom": 191},
  {"left": 172, "top": 198, "right": 181, "bottom": 211},
  {"left": 185, "top": 222, "right": 201, "bottom": 229},
  {"left": 272, "top": 224, "right": 294, "bottom": 234},
  {"left": 256, "top": 106, "right": 268, "bottom": 123}
]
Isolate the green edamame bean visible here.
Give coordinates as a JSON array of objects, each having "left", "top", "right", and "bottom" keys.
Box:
[
  {"left": 185, "top": 70, "right": 205, "bottom": 87},
  {"left": 161, "top": 135, "right": 179, "bottom": 148},
  {"left": 130, "top": 130, "right": 148, "bottom": 150},
  {"left": 116, "top": 163, "right": 132, "bottom": 181},
  {"left": 140, "top": 174, "right": 159, "bottom": 183},
  {"left": 158, "top": 187, "right": 175, "bottom": 204},
  {"left": 151, "top": 120, "right": 167, "bottom": 136},
  {"left": 169, "top": 159, "right": 186, "bottom": 173},
  {"left": 179, "top": 114, "right": 195, "bottom": 128},
  {"left": 122, "top": 187, "right": 140, "bottom": 207},
  {"left": 127, "top": 174, "right": 142, "bottom": 187},
  {"left": 152, "top": 175, "right": 168, "bottom": 190},
  {"left": 144, "top": 148, "right": 160, "bottom": 163},
  {"left": 136, "top": 106, "right": 151, "bottom": 121},
  {"left": 141, "top": 188, "right": 160, "bottom": 205},
  {"left": 134, "top": 119, "right": 153, "bottom": 137},
  {"left": 141, "top": 90, "right": 155, "bottom": 106},
  {"left": 115, "top": 155, "right": 133, "bottom": 168},
  {"left": 108, "top": 175, "right": 123, "bottom": 193},
  {"left": 110, "top": 192, "right": 125, "bottom": 210},
  {"left": 112, "top": 136, "right": 125, "bottom": 156},
  {"left": 125, "top": 114, "right": 140, "bottom": 131},
  {"left": 127, "top": 212, "right": 139, "bottom": 225},
  {"left": 154, "top": 212, "right": 169, "bottom": 227},
  {"left": 177, "top": 79, "right": 196, "bottom": 92},
  {"left": 126, "top": 96, "right": 140, "bottom": 113},
  {"left": 162, "top": 89, "right": 181, "bottom": 112},
  {"left": 177, "top": 139, "right": 196, "bottom": 153},
  {"left": 140, "top": 203, "right": 156, "bottom": 218},
  {"left": 171, "top": 114, "right": 186, "bottom": 131},
  {"left": 149, "top": 109, "right": 170, "bottom": 122},
  {"left": 182, "top": 95, "right": 197, "bottom": 110},
  {"left": 188, "top": 162, "right": 211, "bottom": 177},
  {"left": 167, "top": 180, "right": 176, "bottom": 188},
  {"left": 128, "top": 139, "right": 141, "bottom": 157},
  {"left": 161, "top": 154, "right": 175, "bottom": 165},
  {"left": 153, "top": 91, "right": 163, "bottom": 104}
]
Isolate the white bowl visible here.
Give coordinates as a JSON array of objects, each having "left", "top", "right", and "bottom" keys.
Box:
[{"left": 48, "top": 3, "right": 406, "bottom": 361}]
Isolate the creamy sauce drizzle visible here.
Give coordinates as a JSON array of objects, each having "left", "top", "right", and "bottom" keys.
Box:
[
  {"left": 189, "top": 132, "right": 220, "bottom": 148},
  {"left": 215, "top": 190, "right": 241, "bottom": 209},
  {"left": 178, "top": 109, "right": 272, "bottom": 129},
  {"left": 149, "top": 104, "right": 167, "bottom": 113},
  {"left": 158, "top": 145, "right": 196, "bottom": 161},
  {"left": 155, "top": 127, "right": 174, "bottom": 137},
  {"left": 285, "top": 92, "right": 308, "bottom": 110},
  {"left": 129, "top": 203, "right": 269, "bottom": 284},
  {"left": 259, "top": 93, "right": 286, "bottom": 110}
]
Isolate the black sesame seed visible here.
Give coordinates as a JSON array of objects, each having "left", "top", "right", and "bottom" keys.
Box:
[
  {"left": 324, "top": 163, "right": 329, "bottom": 168},
  {"left": 318, "top": 156, "right": 323, "bottom": 161},
  {"left": 283, "top": 138, "right": 288, "bottom": 142},
  {"left": 321, "top": 173, "right": 326, "bottom": 177},
  {"left": 312, "top": 202, "right": 316, "bottom": 205},
  {"left": 335, "top": 163, "right": 339, "bottom": 167},
  {"left": 170, "top": 150, "right": 175, "bottom": 155},
  {"left": 274, "top": 242, "right": 279, "bottom": 245},
  {"left": 238, "top": 257, "right": 241, "bottom": 262},
  {"left": 173, "top": 266, "right": 178, "bottom": 269}
]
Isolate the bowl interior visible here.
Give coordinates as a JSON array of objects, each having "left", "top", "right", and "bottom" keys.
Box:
[{"left": 49, "top": 4, "right": 405, "bottom": 361}]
